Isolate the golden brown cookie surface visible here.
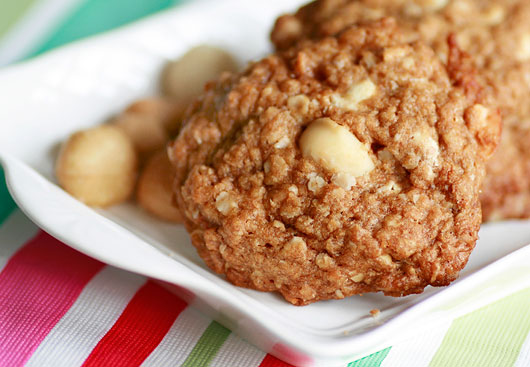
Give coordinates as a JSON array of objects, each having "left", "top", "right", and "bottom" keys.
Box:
[
  {"left": 271, "top": 0, "right": 530, "bottom": 221},
  {"left": 170, "top": 19, "right": 499, "bottom": 305}
]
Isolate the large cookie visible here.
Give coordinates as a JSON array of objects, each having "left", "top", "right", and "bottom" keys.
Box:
[
  {"left": 170, "top": 19, "right": 500, "bottom": 305},
  {"left": 271, "top": 0, "right": 530, "bottom": 221}
]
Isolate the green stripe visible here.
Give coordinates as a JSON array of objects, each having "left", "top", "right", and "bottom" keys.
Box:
[
  {"left": 29, "top": 0, "right": 184, "bottom": 56},
  {"left": 181, "top": 321, "right": 231, "bottom": 367},
  {"left": 0, "top": 0, "right": 38, "bottom": 38},
  {"left": 0, "top": 168, "right": 17, "bottom": 226},
  {"left": 348, "top": 347, "right": 391, "bottom": 367},
  {"left": 430, "top": 287, "right": 530, "bottom": 367}
]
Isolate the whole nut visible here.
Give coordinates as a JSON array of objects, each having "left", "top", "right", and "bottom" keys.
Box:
[
  {"left": 299, "top": 118, "right": 374, "bottom": 179},
  {"left": 56, "top": 125, "right": 138, "bottom": 207},
  {"left": 162, "top": 45, "right": 239, "bottom": 103},
  {"left": 112, "top": 98, "right": 184, "bottom": 160},
  {"left": 136, "top": 150, "right": 183, "bottom": 223}
]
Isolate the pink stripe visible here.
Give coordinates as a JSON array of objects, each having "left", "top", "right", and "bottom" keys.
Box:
[{"left": 0, "top": 231, "right": 104, "bottom": 366}]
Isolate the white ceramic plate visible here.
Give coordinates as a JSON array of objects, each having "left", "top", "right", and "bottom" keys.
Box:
[{"left": 2, "top": 1, "right": 530, "bottom": 365}]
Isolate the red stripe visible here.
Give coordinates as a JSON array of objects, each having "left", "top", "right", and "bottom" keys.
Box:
[
  {"left": 259, "top": 354, "right": 294, "bottom": 367},
  {"left": 0, "top": 231, "right": 104, "bottom": 366},
  {"left": 81, "top": 280, "right": 187, "bottom": 367}
]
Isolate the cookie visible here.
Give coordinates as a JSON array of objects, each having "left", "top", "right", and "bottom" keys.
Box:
[
  {"left": 271, "top": 0, "right": 530, "bottom": 221},
  {"left": 170, "top": 19, "right": 500, "bottom": 305}
]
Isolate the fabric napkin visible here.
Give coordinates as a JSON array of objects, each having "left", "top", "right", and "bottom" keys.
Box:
[{"left": 2, "top": 1, "right": 530, "bottom": 366}]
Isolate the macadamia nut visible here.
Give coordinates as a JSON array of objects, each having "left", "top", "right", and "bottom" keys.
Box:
[
  {"left": 112, "top": 98, "right": 183, "bottom": 158},
  {"left": 299, "top": 118, "right": 374, "bottom": 179},
  {"left": 56, "top": 125, "right": 138, "bottom": 207},
  {"left": 136, "top": 150, "right": 182, "bottom": 223},
  {"left": 161, "top": 45, "right": 239, "bottom": 103}
]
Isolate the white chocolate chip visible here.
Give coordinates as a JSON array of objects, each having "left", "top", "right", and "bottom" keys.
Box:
[
  {"left": 300, "top": 118, "right": 375, "bottom": 178},
  {"left": 215, "top": 191, "right": 238, "bottom": 215},
  {"left": 517, "top": 33, "right": 530, "bottom": 61},
  {"left": 331, "top": 79, "right": 377, "bottom": 111},
  {"left": 288, "top": 185, "right": 298, "bottom": 195}
]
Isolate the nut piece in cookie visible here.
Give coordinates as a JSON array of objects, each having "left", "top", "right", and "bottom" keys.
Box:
[
  {"left": 170, "top": 19, "right": 499, "bottom": 305},
  {"left": 299, "top": 118, "right": 374, "bottom": 188}
]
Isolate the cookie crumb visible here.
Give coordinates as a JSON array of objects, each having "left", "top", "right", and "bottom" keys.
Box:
[{"left": 370, "top": 309, "right": 381, "bottom": 318}]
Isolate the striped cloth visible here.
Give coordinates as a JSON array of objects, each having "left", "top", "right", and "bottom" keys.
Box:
[
  {"left": 0, "top": 207, "right": 286, "bottom": 366},
  {"left": 2, "top": 1, "right": 530, "bottom": 366}
]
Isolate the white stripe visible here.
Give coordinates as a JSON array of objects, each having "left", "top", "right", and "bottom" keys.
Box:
[
  {"left": 0, "top": 209, "right": 39, "bottom": 271},
  {"left": 141, "top": 307, "right": 211, "bottom": 367},
  {"left": 513, "top": 331, "right": 530, "bottom": 367},
  {"left": 380, "top": 320, "right": 453, "bottom": 367},
  {"left": 0, "top": 0, "right": 83, "bottom": 66},
  {"left": 209, "top": 332, "right": 266, "bottom": 367},
  {"left": 25, "top": 266, "right": 146, "bottom": 367}
]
